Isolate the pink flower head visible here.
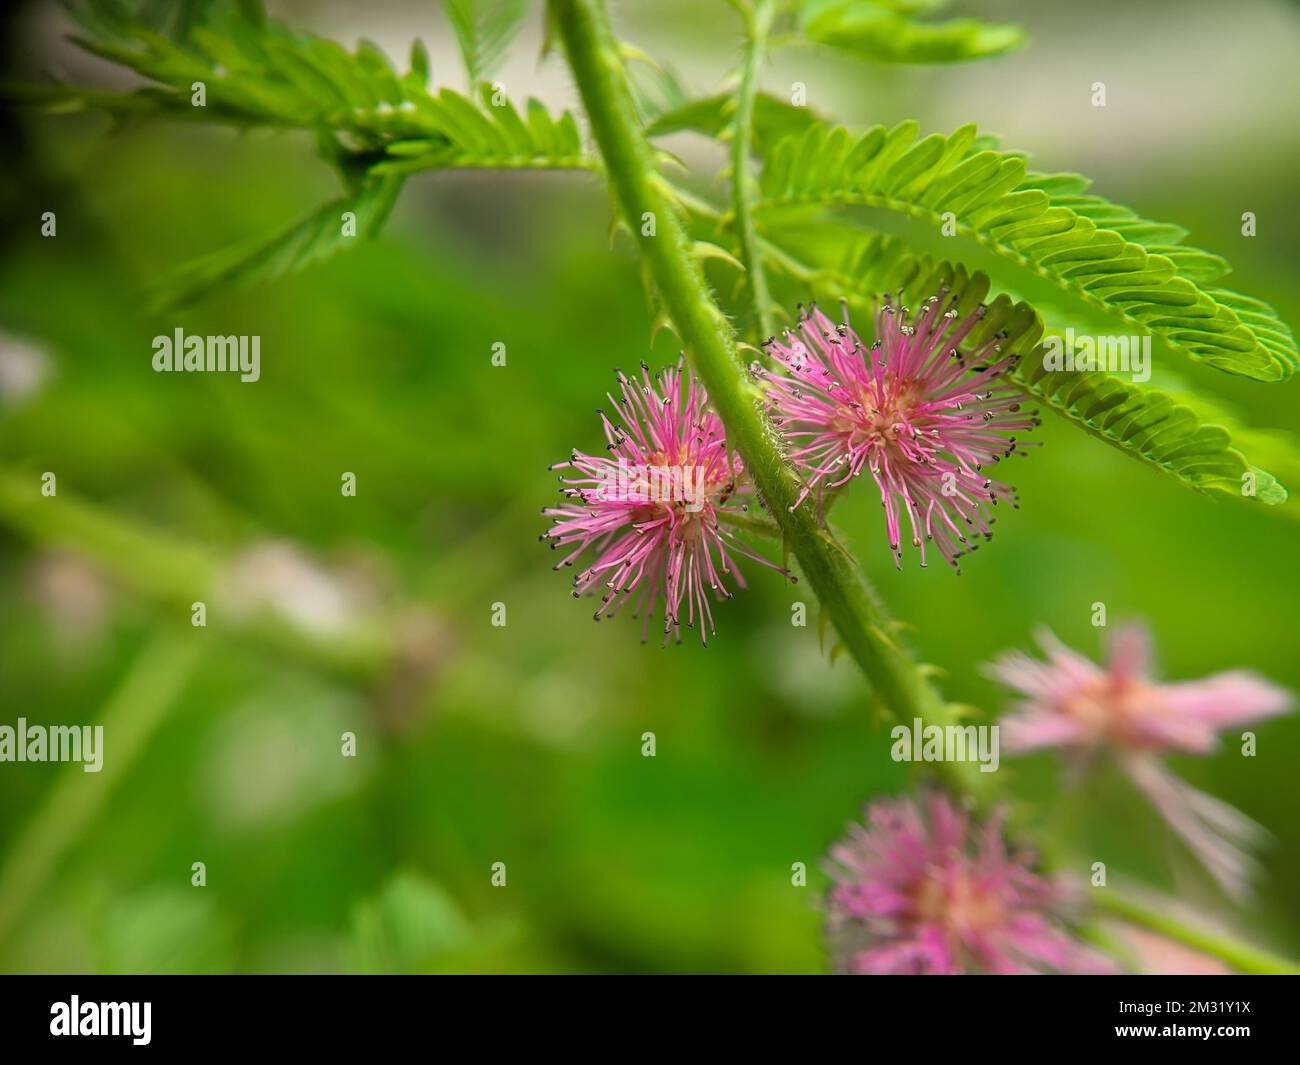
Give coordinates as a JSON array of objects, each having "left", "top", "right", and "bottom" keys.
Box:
[
  {"left": 826, "top": 792, "right": 1114, "bottom": 974},
  {"left": 758, "top": 293, "right": 1037, "bottom": 573},
  {"left": 543, "top": 360, "right": 789, "bottom": 645},
  {"left": 988, "top": 623, "right": 1293, "bottom": 900},
  {"left": 988, "top": 623, "right": 1292, "bottom": 757}
]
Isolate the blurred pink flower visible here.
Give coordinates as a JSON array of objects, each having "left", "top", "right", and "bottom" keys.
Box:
[
  {"left": 759, "top": 294, "right": 1036, "bottom": 573},
  {"left": 989, "top": 624, "right": 1290, "bottom": 755},
  {"left": 1115, "top": 928, "right": 1231, "bottom": 976},
  {"left": 544, "top": 360, "right": 788, "bottom": 645},
  {"left": 825, "top": 792, "right": 1115, "bottom": 974},
  {"left": 988, "top": 624, "right": 1293, "bottom": 900}
]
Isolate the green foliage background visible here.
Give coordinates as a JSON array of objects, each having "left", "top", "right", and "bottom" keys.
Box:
[{"left": 1, "top": 0, "right": 1298, "bottom": 972}]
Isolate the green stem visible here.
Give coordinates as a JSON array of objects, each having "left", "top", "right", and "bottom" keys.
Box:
[
  {"left": 1095, "top": 891, "right": 1300, "bottom": 975},
  {"left": 0, "top": 628, "right": 203, "bottom": 950},
  {"left": 0, "top": 469, "right": 395, "bottom": 681},
  {"left": 729, "top": 0, "right": 777, "bottom": 339},
  {"left": 553, "top": 1, "right": 1300, "bottom": 973},
  {"left": 552, "top": 0, "right": 984, "bottom": 797}
]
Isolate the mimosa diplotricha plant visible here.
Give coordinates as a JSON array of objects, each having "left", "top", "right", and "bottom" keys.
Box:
[{"left": 21, "top": 0, "right": 1300, "bottom": 975}]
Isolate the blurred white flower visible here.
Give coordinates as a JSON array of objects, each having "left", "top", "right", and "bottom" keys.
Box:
[
  {"left": 219, "top": 541, "right": 354, "bottom": 636},
  {"left": 0, "top": 331, "right": 53, "bottom": 410}
]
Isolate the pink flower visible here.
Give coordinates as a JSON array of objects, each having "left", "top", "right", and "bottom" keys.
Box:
[
  {"left": 543, "top": 360, "right": 789, "bottom": 645},
  {"left": 988, "top": 624, "right": 1293, "bottom": 899},
  {"left": 988, "top": 624, "right": 1291, "bottom": 757},
  {"left": 826, "top": 792, "right": 1115, "bottom": 974},
  {"left": 758, "top": 293, "right": 1037, "bottom": 572}
]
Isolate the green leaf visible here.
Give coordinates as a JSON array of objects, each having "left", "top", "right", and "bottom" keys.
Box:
[
  {"left": 42, "top": 2, "right": 584, "bottom": 167},
  {"left": 443, "top": 0, "right": 527, "bottom": 90},
  {"left": 408, "top": 37, "right": 431, "bottom": 87},
  {"left": 146, "top": 174, "right": 403, "bottom": 310},
  {"left": 757, "top": 121, "right": 1299, "bottom": 381},
  {"left": 78, "top": 0, "right": 264, "bottom": 44},
  {"left": 624, "top": 46, "right": 690, "bottom": 125},
  {"left": 27, "top": 9, "right": 594, "bottom": 306},
  {"left": 1016, "top": 346, "right": 1289, "bottom": 505},
  {"left": 798, "top": 0, "right": 1026, "bottom": 64},
  {"left": 1141, "top": 376, "right": 1300, "bottom": 509},
  {"left": 96, "top": 888, "right": 235, "bottom": 974},
  {"left": 757, "top": 226, "right": 1290, "bottom": 505},
  {"left": 349, "top": 872, "right": 472, "bottom": 974},
  {"left": 39, "top": 10, "right": 594, "bottom": 168},
  {"left": 646, "top": 92, "right": 825, "bottom": 149},
  {"left": 371, "top": 88, "right": 591, "bottom": 175}
]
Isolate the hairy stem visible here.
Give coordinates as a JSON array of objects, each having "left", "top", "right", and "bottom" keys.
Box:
[
  {"left": 552, "top": 0, "right": 984, "bottom": 796},
  {"left": 729, "top": 0, "right": 777, "bottom": 339},
  {"left": 552, "top": 0, "right": 1300, "bottom": 974}
]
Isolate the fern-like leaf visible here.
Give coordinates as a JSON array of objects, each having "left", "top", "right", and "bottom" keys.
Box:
[
  {"left": 19, "top": 6, "right": 593, "bottom": 305},
  {"left": 757, "top": 121, "right": 1298, "bottom": 381},
  {"left": 443, "top": 0, "right": 527, "bottom": 91},
  {"left": 49, "top": 2, "right": 588, "bottom": 171},
  {"left": 146, "top": 174, "right": 402, "bottom": 310},
  {"left": 757, "top": 227, "right": 1291, "bottom": 504},
  {"left": 371, "top": 85, "right": 589, "bottom": 175},
  {"left": 796, "top": 0, "right": 1026, "bottom": 64}
]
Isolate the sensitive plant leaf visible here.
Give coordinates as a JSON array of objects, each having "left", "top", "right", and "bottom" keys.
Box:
[
  {"left": 46, "top": 17, "right": 593, "bottom": 170},
  {"left": 626, "top": 48, "right": 691, "bottom": 126},
  {"left": 371, "top": 87, "right": 590, "bottom": 175},
  {"left": 409, "top": 37, "right": 431, "bottom": 86},
  {"left": 146, "top": 175, "right": 403, "bottom": 310},
  {"left": 757, "top": 121, "right": 1299, "bottom": 381},
  {"left": 26, "top": 8, "right": 593, "bottom": 305},
  {"left": 646, "top": 92, "right": 825, "bottom": 149},
  {"left": 798, "top": 0, "right": 1026, "bottom": 64},
  {"left": 1015, "top": 347, "right": 1289, "bottom": 505},
  {"left": 48, "top": 2, "right": 589, "bottom": 170},
  {"left": 443, "top": 0, "right": 528, "bottom": 91},
  {"left": 79, "top": 0, "right": 263, "bottom": 43},
  {"left": 62, "top": 20, "right": 421, "bottom": 138},
  {"left": 1142, "top": 376, "right": 1300, "bottom": 511},
  {"left": 756, "top": 227, "right": 1289, "bottom": 505}
]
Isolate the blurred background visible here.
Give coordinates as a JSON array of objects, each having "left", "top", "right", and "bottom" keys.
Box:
[{"left": 1, "top": 0, "right": 1298, "bottom": 973}]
